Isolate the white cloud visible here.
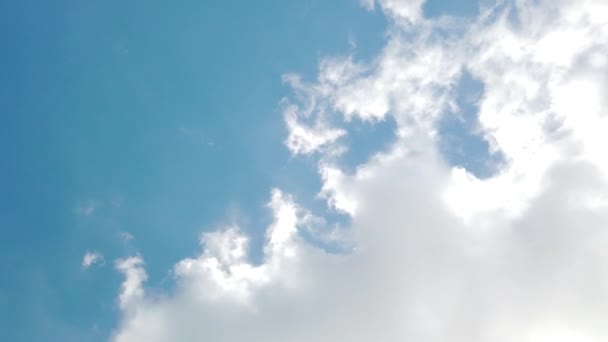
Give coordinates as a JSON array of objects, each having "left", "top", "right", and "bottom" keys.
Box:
[
  {"left": 115, "top": 256, "right": 147, "bottom": 310},
  {"left": 377, "top": 0, "right": 427, "bottom": 24},
  {"left": 110, "top": 0, "right": 608, "bottom": 341},
  {"left": 82, "top": 251, "right": 104, "bottom": 269},
  {"left": 281, "top": 74, "right": 348, "bottom": 156}
]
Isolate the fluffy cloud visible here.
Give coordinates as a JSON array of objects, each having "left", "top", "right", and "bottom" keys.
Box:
[{"left": 110, "top": 0, "right": 608, "bottom": 341}]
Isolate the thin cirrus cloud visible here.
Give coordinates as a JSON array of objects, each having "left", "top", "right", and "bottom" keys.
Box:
[
  {"left": 75, "top": 199, "right": 100, "bottom": 217},
  {"left": 110, "top": 0, "right": 608, "bottom": 341}
]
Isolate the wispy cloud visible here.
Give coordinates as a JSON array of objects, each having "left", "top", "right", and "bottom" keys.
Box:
[
  {"left": 115, "top": 256, "right": 147, "bottom": 310},
  {"left": 81, "top": 251, "right": 104, "bottom": 269},
  {"left": 118, "top": 231, "right": 134, "bottom": 243},
  {"left": 75, "top": 199, "right": 100, "bottom": 217}
]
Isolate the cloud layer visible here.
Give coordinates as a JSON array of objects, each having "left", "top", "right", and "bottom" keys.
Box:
[{"left": 111, "top": 0, "right": 608, "bottom": 341}]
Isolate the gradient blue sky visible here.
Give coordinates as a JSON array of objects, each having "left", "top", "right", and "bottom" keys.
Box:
[{"left": 2, "top": 1, "right": 484, "bottom": 341}]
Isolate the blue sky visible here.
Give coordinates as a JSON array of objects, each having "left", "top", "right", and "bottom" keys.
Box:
[{"left": 4, "top": 1, "right": 608, "bottom": 341}]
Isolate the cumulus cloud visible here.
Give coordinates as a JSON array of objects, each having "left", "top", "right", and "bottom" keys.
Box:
[
  {"left": 82, "top": 251, "right": 104, "bottom": 269},
  {"left": 111, "top": 0, "right": 608, "bottom": 341}
]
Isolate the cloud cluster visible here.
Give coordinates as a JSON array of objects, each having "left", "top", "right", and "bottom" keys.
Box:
[{"left": 110, "top": 0, "right": 608, "bottom": 341}]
